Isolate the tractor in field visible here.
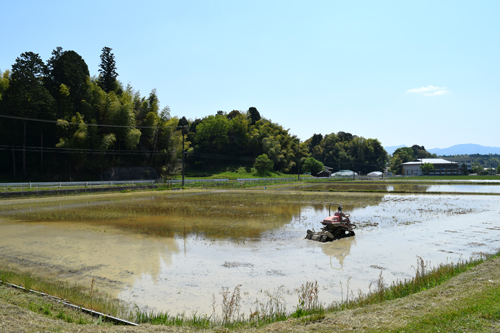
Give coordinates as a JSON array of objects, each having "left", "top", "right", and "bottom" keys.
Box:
[{"left": 305, "top": 203, "right": 356, "bottom": 242}]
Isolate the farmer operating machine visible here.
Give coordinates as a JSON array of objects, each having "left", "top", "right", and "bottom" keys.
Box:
[{"left": 306, "top": 203, "right": 356, "bottom": 242}]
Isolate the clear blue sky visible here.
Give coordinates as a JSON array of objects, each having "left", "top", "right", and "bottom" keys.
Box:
[{"left": 2, "top": 0, "right": 499, "bottom": 149}]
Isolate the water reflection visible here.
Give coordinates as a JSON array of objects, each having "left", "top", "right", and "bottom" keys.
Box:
[
  {"left": 322, "top": 237, "right": 356, "bottom": 270},
  {"left": 0, "top": 220, "right": 180, "bottom": 296},
  {"left": 1, "top": 191, "right": 499, "bottom": 315},
  {"left": 302, "top": 183, "right": 500, "bottom": 194},
  {"left": 1, "top": 191, "right": 384, "bottom": 242}
]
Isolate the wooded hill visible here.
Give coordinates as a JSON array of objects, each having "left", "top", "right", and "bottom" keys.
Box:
[{"left": 0, "top": 47, "right": 388, "bottom": 181}]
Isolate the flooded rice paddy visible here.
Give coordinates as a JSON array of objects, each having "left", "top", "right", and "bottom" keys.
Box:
[
  {"left": 1, "top": 189, "right": 500, "bottom": 316},
  {"left": 299, "top": 183, "right": 500, "bottom": 194}
]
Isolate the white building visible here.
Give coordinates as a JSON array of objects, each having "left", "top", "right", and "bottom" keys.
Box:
[
  {"left": 401, "top": 158, "right": 462, "bottom": 176},
  {"left": 443, "top": 158, "right": 473, "bottom": 171}
]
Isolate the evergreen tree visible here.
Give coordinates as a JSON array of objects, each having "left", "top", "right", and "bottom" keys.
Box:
[
  {"left": 0, "top": 69, "right": 10, "bottom": 100},
  {"left": 309, "top": 133, "right": 323, "bottom": 150},
  {"left": 1, "top": 52, "right": 56, "bottom": 177},
  {"left": 248, "top": 106, "right": 261, "bottom": 125},
  {"left": 98, "top": 47, "right": 118, "bottom": 93},
  {"left": 254, "top": 154, "right": 273, "bottom": 175},
  {"left": 178, "top": 116, "right": 189, "bottom": 133},
  {"left": 46, "top": 48, "right": 90, "bottom": 117}
]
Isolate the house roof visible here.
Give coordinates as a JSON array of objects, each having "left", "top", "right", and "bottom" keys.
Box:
[{"left": 401, "top": 158, "right": 459, "bottom": 166}]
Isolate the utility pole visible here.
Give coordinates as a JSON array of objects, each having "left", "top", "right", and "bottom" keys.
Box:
[
  {"left": 40, "top": 132, "right": 43, "bottom": 175},
  {"left": 177, "top": 126, "right": 187, "bottom": 187},
  {"left": 181, "top": 134, "right": 185, "bottom": 186},
  {"left": 297, "top": 139, "right": 300, "bottom": 181}
]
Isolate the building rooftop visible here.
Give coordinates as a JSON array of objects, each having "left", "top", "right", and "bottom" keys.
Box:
[{"left": 401, "top": 158, "right": 459, "bottom": 166}]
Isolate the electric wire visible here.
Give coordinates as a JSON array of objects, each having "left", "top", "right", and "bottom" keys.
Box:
[
  {"left": 0, "top": 112, "right": 177, "bottom": 129},
  {"left": 0, "top": 113, "right": 390, "bottom": 162}
]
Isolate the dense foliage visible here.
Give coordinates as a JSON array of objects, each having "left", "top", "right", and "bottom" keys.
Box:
[
  {"left": 306, "top": 132, "right": 388, "bottom": 175},
  {"left": 0, "top": 47, "right": 181, "bottom": 180},
  {"left": 420, "top": 163, "right": 435, "bottom": 175},
  {"left": 302, "top": 157, "right": 324, "bottom": 175},
  {"left": 389, "top": 145, "right": 435, "bottom": 175},
  {"left": 0, "top": 47, "right": 388, "bottom": 181},
  {"left": 388, "top": 145, "right": 500, "bottom": 176},
  {"left": 441, "top": 154, "right": 500, "bottom": 175}
]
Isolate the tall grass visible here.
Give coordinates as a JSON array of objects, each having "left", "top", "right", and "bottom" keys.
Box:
[{"left": 329, "top": 253, "right": 492, "bottom": 312}]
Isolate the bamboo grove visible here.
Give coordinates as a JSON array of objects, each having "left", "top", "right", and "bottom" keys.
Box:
[{"left": 0, "top": 47, "right": 388, "bottom": 181}]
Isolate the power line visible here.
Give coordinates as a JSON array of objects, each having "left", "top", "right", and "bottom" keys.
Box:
[
  {"left": 189, "top": 152, "right": 257, "bottom": 161},
  {"left": 0, "top": 114, "right": 390, "bottom": 159},
  {"left": 0, "top": 146, "right": 169, "bottom": 156},
  {"left": 0, "top": 113, "right": 178, "bottom": 130},
  {"left": 0, "top": 145, "right": 258, "bottom": 161},
  {"left": 0, "top": 144, "right": 163, "bottom": 154}
]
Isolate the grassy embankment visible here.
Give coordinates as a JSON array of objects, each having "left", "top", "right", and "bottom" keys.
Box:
[
  {"left": 0, "top": 170, "right": 311, "bottom": 195},
  {"left": 0, "top": 270, "right": 129, "bottom": 325},
  {"left": 2, "top": 251, "right": 499, "bottom": 329},
  {"left": 179, "top": 169, "right": 302, "bottom": 180},
  {"left": 3, "top": 175, "right": 500, "bottom": 198},
  {"left": 3, "top": 170, "right": 498, "bottom": 195}
]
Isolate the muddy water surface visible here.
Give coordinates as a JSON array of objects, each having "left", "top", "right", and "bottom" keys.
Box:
[
  {"left": 1, "top": 190, "right": 499, "bottom": 316},
  {"left": 301, "top": 183, "right": 500, "bottom": 193}
]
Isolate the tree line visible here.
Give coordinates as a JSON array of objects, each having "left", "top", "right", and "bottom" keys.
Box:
[
  {"left": 441, "top": 154, "right": 500, "bottom": 175},
  {"left": 389, "top": 146, "right": 500, "bottom": 175},
  {"left": 0, "top": 47, "right": 388, "bottom": 181}
]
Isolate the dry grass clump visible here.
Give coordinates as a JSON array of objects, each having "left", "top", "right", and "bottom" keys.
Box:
[{"left": 220, "top": 285, "right": 242, "bottom": 325}]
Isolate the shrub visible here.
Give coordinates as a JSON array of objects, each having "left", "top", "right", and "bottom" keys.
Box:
[{"left": 254, "top": 154, "right": 274, "bottom": 175}]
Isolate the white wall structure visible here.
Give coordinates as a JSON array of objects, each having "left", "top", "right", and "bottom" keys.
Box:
[
  {"left": 401, "top": 158, "right": 462, "bottom": 176},
  {"left": 444, "top": 158, "right": 472, "bottom": 171}
]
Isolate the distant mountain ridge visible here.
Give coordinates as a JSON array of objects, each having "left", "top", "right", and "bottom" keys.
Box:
[
  {"left": 384, "top": 145, "right": 407, "bottom": 155},
  {"left": 385, "top": 144, "right": 500, "bottom": 156},
  {"left": 428, "top": 144, "right": 500, "bottom": 156}
]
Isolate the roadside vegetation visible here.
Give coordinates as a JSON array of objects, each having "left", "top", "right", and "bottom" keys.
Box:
[{"left": 177, "top": 167, "right": 305, "bottom": 180}]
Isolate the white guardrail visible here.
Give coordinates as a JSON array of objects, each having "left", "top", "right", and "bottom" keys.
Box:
[
  {"left": 0, "top": 175, "right": 391, "bottom": 189},
  {"left": 0, "top": 177, "right": 299, "bottom": 188},
  {"left": 0, "top": 180, "right": 158, "bottom": 188}
]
